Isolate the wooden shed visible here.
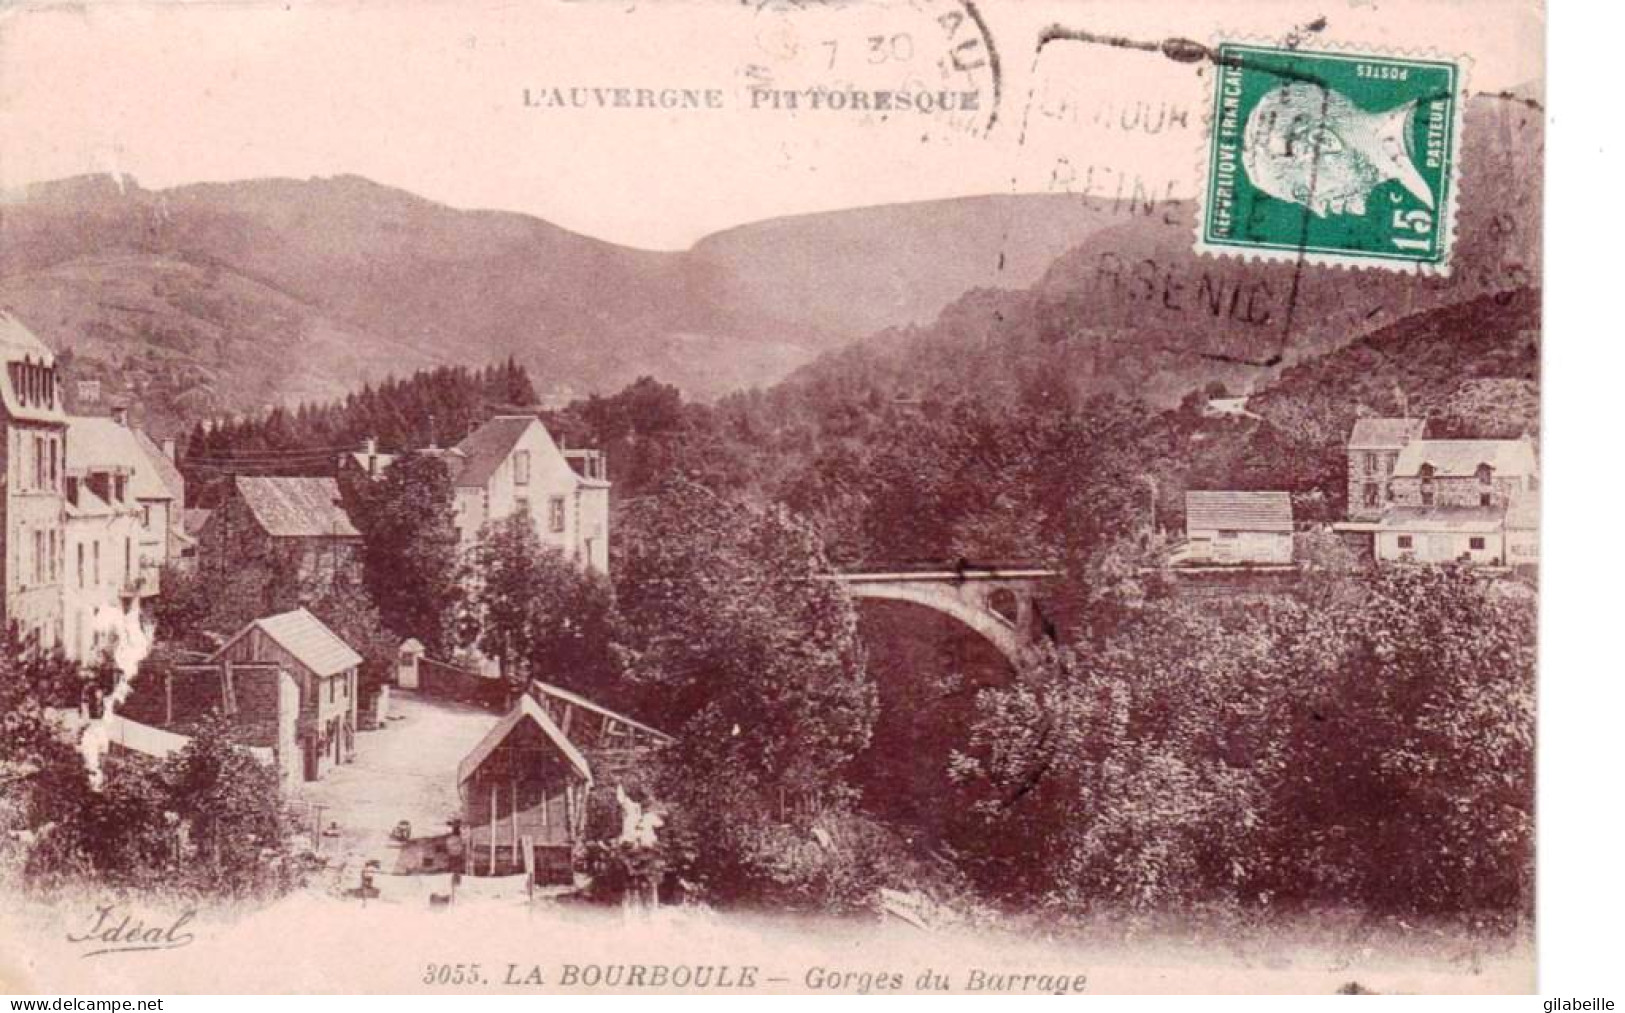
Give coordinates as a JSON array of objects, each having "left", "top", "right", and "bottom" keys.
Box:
[
  {"left": 210, "top": 607, "right": 362, "bottom": 781},
  {"left": 456, "top": 695, "right": 592, "bottom": 882}
]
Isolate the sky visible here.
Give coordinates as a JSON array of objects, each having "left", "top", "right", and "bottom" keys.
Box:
[{"left": 0, "top": 0, "right": 1541, "bottom": 249}]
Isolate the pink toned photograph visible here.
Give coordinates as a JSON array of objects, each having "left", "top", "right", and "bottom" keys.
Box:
[{"left": 0, "top": 0, "right": 1545, "bottom": 995}]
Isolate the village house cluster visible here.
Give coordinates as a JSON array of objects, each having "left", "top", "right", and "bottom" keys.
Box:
[
  {"left": 1177, "top": 402, "right": 1540, "bottom": 571},
  {"left": 2, "top": 312, "right": 663, "bottom": 893},
  {"left": 1, "top": 315, "right": 186, "bottom": 662}
]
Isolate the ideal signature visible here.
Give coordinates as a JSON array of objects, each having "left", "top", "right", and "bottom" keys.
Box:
[{"left": 66, "top": 905, "right": 197, "bottom": 958}]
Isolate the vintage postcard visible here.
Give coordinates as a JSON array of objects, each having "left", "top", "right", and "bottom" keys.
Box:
[{"left": 0, "top": 0, "right": 1542, "bottom": 995}]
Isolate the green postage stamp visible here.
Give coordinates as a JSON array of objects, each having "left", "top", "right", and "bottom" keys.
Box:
[{"left": 1198, "top": 42, "right": 1464, "bottom": 272}]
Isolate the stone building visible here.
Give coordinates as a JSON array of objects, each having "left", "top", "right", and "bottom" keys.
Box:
[
  {"left": 0, "top": 314, "right": 67, "bottom": 651},
  {"left": 1346, "top": 417, "right": 1428, "bottom": 521},
  {"left": 209, "top": 607, "right": 362, "bottom": 782},
  {"left": 197, "top": 475, "right": 361, "bottom": 593},
  {"left": 1387, "top": 438, "right": 1539, "bottom": 510}
]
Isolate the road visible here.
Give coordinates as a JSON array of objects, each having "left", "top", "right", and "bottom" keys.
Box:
[{"left": 293, "top": 689, "right": 500, "bottom": 874}]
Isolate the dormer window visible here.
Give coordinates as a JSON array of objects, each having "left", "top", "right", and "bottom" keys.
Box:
[{"left": 1476, "top": 463, "right": 1494, "bottom": 485}]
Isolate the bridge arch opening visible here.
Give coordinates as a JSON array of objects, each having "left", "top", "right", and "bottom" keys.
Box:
[{"left": 850, "top": 597, "right": 1016, "bottom": 844}]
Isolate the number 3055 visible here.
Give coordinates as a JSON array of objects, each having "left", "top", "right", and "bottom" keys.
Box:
[{"left": 423, "top": 963, "right": 484, "bottom": 985}]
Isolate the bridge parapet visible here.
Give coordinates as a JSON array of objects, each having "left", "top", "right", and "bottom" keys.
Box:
[{"left": 830, "top": 565, "right": 1059, "bottom": 668}]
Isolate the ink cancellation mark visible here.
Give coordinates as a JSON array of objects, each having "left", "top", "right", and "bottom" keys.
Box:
[
  {"left": 741, "top": 0, "right": 1001, "bottom": 135},
  {"left": 1198, "top": 43, "right": 1463, "bottom": 273}
]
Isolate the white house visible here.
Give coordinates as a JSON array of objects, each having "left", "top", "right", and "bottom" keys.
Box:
[
  {"left": 1182, "top": 491, "right": 1294, "bottom": 565},
  {"left": 1504, "top": 492, "right": 1539, "bottom": 567},
  {"left": 439, "top": 415, "right": 610, "bottom": 575},
  {"left": 63, "top": 419, "right": 146, "bottom": 663},
  {"left": 1373, "top": 507, "right": 1507, "bottom": 565}
]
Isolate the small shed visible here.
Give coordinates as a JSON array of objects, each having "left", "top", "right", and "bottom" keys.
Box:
[
  {"left": 1184, "top": 491, "right": 1294, "bottom": 564},
  {"left": 211, "top": 607, "right": 363, "bottom": 780},
  {"left": 456, "top": 695, "right": 592, "bottom": 881}
]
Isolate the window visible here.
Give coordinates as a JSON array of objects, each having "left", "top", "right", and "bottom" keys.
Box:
[
  {"left": 143, "top": 504, "right": 153, "bottom": 528},
  {"left": 1480, "top": 492, "right": 1492, "bottom": 507},
  {"left": 1217, "top": 530, "right": 1239, "bottom": 540},
  {"left": 1469, "top": 536, "right": 1487, "bottom": 551},
  {"left": 1420, "top": 480, "right": 1435, "bottom": 506},
  {"left": 124, "top": 538, "right": 133, "bottom": 585},
  {"left": 1362, "top": 482, "right": 1379, "bottom": 507},
  {"left": 548, "top": 496, "right": 566, "bottom": 533},
  {"left": 77, "top": 544, "right": 85, "bottom": 589},
  {"left": 1397, "top": 535, "right": 1414, "bottom": 549},
  {"left": 33, "top": 530, "right": 45, "bottom": 584},
  {"left": 1476, "top": 463, "right": 1494, "bottom": 485},
  {"left": 1363, "top": 451, "right": 1378, "bottom": 476},
  {"left": 513, "top": 450, "right": 531, "bottom": 486},
  {"left": 93, "top": 542, "right": 101, "bottom": 586},
  {"left": 515, "top": 496, "right": 530, "bottom": 517}
]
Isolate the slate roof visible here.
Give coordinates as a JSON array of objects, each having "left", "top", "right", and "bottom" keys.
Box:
[
  {"left": 1393, "top": 439, "right": 1538, "bottom": 479},
  {"left": 1348, "top": 417, "right": 1427, "bottom": 450},
  {"left": 131, "top": 430, "right": 185, "bottom": 501},
  {"left": 0, "top": 313, "right": 64, "bottom": 424},
  {"left": 0, "top": 312, "right": 54, "bottom": 362},
  {"left": 65, "top": 416, "right": 174, "bottom": 501},
  {"left": 65, "top": 484, "right": 114, "bottom": 519},
  {"left": 1378, "top": 505, "right": 1505, "bottom": 534},
  {"left": 1505, "top": 493, "right": 1540, "bottom": 530},
  {"left": 1185, "top": 491, "right": 1294, "bottom": 533},
  {"left": 451, "top": 415, "right": 537, "bottom": 488},
  {"left": 234, "top": 475, "right": 359, "bottom": 538},
  {"left": 456, "top": 694, "right": 592, "bottom": 787},
  {"left": 213, "top": 607, "right": 362, "bottom": 678}
]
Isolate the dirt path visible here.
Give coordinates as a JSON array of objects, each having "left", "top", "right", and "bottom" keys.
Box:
[{"left": 293, "top": 690, "right": 500, "bottom": 876}]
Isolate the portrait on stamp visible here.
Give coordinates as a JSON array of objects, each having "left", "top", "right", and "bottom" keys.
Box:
[
  {"left": 1199, "top": 43, "right": 1463, "bottom": 270},
  {"left": 0, "top": 0, "right": 1543, "bottom": 996}
]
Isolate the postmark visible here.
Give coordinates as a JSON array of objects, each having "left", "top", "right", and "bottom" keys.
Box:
[
  {"left": 739, "top": 0, "right": 1001, "bottom": 137},
  {"left": 1196, "top": 42, "right": 1465, "bottom": 272}
]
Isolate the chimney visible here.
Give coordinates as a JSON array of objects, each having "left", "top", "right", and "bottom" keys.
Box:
[
  {"left": 161, "top": 438, "right": 176, "bottom": 462},
  {"left": 364, "top": 436, "right": 378, "bottom": 477}
]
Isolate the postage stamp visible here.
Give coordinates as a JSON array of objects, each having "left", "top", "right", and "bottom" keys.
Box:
[{"left": 1197, "top": 42, "right": 1464, "bottom": 272}]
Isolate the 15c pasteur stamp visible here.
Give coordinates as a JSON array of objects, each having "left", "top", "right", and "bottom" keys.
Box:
[{"left": 1198, "top": 42, "right": 1465, "bottom": 272}]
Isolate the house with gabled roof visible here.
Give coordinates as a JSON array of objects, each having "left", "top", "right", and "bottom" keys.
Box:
[
  {"left": 1347, "top": 417, "right": 1428, "bottom": 520},
  {"left": 458, "top": 684, "right": 672, "bottom": 882},
  {"left": 457, "top": 694, "right": 595, "bottom": 880},
  {"left": 210, "top": 607, "right": 364, "bottom": 781},
  {"left": 197, "top": 475, "right": 361, "bottom": 591},
  {"left": 64, "top": 415, "right": 184, "bottom": 606},
  {"left": 1389, "top": 438, "right": 1538, "bottom": 510},
  {"left": 1183, "top": 491, "right": 1295, "bottom": 565},
  {"left": 444, "top": 415, "right": 610, "bottom": 575}
]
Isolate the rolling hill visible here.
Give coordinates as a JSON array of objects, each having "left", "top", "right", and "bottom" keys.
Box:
[
  {"left": 0, "top": 177, "right": 1120, "bottom": 432},
  {"left": 0, "top": 89, "right": 1541, "bottom": 435}
]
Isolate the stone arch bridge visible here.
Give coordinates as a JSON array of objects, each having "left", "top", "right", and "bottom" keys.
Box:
[{"left": 829, "top": 563, "right": 1060, "bottom": 668}]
